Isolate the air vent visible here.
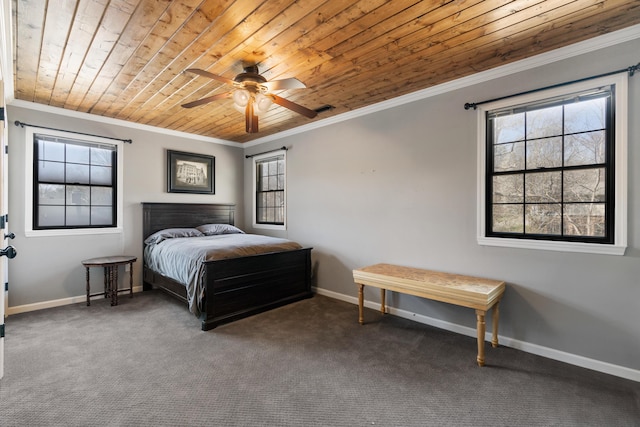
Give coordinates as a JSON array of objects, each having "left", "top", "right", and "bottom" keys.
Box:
[{"left": 314, "top": 105, "right": 334, "bottom": 114}]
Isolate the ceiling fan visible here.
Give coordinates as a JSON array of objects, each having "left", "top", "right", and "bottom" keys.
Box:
[{"left": 181, "top": 64, "right": 317, "bottom": 133}]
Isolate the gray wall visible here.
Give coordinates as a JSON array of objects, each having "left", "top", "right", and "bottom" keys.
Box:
[
  {"left": 7, "top": 105, "right": 244, "bottom": 307},
  {"left": 244, "top": 39, "right": 640, "bottom": 371}
]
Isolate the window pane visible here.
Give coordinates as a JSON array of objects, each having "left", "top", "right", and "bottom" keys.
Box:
[
  {"left": 66, "top": 186, "right": 90, "bottom": 206},
  {"left": 527, "top": 106, "right": 562, "bottom": 139},
  {"left": 37, "top": 140, "right": 65, "bottom": 161},
  {"left": 91, "top": 147, "right": 113, "bottom": 166},
  {"left": 66, "top": 163, "right": 90, "bottom": 184},
  {"left": 494, "top": 142, "right": 524, "bottom": 172},
  {"left": 268, "top": 161, "right": 277, "bottom": 176},
  {"left": 92, "top": 187, "right": 113, "bottom": 205},
  {"left": 268, "top": 176, "right": 277, "bottom": 190},
  {"left": 525, "top": 204, "right": 561, "bottom": 235},
  {"left": 492, "top": 204, "right": 523, "bottom": 233},
  {"left": 493, "top": 113, "right": 524, "bottom": 144},
  {"left": 526, "top": 137, "right": 562, "bottom": 169},
  {"left": 266, "top": 192, "right": 275, "bottom": 207},
  {"left": 274, "top": 207, "right": 284, "bottom": 224},
  {"left": 564, "top": 168, "right": 605, "bottom": 203},
  {"left": 525, "top": 171, "right": 561, "bottom": 203},
  {"left": 38, "top": 161, "right": 65, "bottom": 183},
  {"left": 564, "top": 203, "right": 605, "bottom": 236},
  {"left": 91, "top": 166, "right": 112, "bottom": 185},
  {"left": 564, "top": 98, "right": 606, "bottom": 133},
  {"left": 564, "top": 131, "right": 605, "bottom": 166},
  {"left": 493, "top": 174, "right": 523, "bottom": 203},
  {"left": 66, "top": 144, "right": 90, "bottom": 164},
  {"left": 257, "top": 207, "right": 266, "bottom": 222},
  {"left": 39, "top": 206, "right": 65, "bottom": 226},
  {"left": 39, "top": 184, "right": 65, "bottom": 205},
  {"left": 91, "top": 207, "right": 113, "bottom": 225},
  {"left": 66, "top": 206, "right": 90, "bottom": 225}
]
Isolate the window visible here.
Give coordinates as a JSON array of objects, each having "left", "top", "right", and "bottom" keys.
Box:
[
  {"left": 253, "top": 151, "right": 286, "bottom": 229},
  {"left": 25, "top": 127, "right": 123, "bottom": 236},
  {"left": 477, "top": 74, "right": 627, "bottom": 255}
]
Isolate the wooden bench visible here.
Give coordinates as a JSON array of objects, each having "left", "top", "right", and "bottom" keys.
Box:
[{"left": 353, "top": 263, "right": 505, "bottom": 366}]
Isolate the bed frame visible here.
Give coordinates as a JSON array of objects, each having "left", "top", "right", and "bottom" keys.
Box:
[{"left": 142, "top": 203, "right": 313, "bottom": 331}]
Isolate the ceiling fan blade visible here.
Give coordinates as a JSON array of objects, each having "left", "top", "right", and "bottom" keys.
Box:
[
  {"left": 185, "top": 68, "right": 235, "bottom": 86},
  {"left": 181, "top": 92, "right": 232, "bottom": 108},
  {"left": 271, "top": 94, "right": 318, "bottom": 119},
  {"left": 245, "top": 102, "right": 259, "bottom": 133},
  {"left": 262, "top": 78, "right": 306, "bottom": 91}
]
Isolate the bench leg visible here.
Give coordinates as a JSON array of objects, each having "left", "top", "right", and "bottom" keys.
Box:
[
  {"left": 492, "top": 301, "right": 500, "bottom": 348},
  {"left": 475, "top": 309, "right": 486, "bottom": 367},
  {"left": 358, "top": 284, "right": 365, "bottom": 325},
  {"left": 380, "top": 288, "right": 386, "bottom": 314}
]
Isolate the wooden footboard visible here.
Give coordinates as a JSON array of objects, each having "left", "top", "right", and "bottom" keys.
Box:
[
  {"left": 143, "top": 248, "right": 312, "bottom": 330},
  {"left": 201, "top": 247, "right": 312, "bottom": 330}
]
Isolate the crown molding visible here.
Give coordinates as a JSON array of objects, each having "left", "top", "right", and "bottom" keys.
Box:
[
  {"left": 245, "top": 23, "right": 640, "bottom": 148},
  {"left": 8, "top": 99, "right": 242, "bottom": 147}
]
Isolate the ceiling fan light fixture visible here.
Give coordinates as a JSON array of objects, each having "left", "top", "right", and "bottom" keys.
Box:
[
  {"left": 254, "top": 93, "right": 273, "bottom": 115},
  {"left": 232, "top": 88, "right": 250, "bottom": 108}
]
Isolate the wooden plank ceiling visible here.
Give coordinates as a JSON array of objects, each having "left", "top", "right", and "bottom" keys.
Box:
[{"left": 12, "top": 0, "right": 640, "bottom": 143}]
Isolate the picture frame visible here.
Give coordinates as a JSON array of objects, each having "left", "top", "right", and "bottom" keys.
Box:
[{"left": 167, "top": 150, "right": 215, "bottom": 194}]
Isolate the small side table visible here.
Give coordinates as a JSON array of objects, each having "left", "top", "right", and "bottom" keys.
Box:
[{"left": 82, "top": 255, "right": 137, "bottom": 306}]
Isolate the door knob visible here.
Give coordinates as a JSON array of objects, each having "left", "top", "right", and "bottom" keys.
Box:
[{"left": 0, "top": 246, "right": 17, "bottom": 259}]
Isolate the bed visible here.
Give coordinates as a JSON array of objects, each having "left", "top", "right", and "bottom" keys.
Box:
[{"left": 142, "top": 203, "right": 313, "bottom": 330}]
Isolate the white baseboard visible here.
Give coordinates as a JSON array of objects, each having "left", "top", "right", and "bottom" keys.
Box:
[
  {"left": 6, "top": 286, "right": 144, "bottom": 315},
  {"left": 314, "top": 287, "right": 640, "bottom": 383}
]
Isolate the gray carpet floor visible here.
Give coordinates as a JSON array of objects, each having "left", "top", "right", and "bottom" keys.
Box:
[{"left": 0, "top": 291, "right": 638, "bottom": 426}]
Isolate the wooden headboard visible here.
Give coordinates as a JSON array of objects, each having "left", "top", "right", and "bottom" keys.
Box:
[{"left": 142, "top": 203, "right": 235, "bottom": 240}]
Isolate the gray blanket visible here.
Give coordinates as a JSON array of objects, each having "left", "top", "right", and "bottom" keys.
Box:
[{"left": 144, "top": 234, "right": 302, "bottom": 316}]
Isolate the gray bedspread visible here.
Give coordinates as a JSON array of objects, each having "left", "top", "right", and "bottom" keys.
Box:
[{"left": 144, "top": 234, "right": 302, "bottom": 316}]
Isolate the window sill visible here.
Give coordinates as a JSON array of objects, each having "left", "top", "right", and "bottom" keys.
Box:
[
  {"left": 25, "top": 227, "right": 123, "bottom": 238},
  {"left": 477, "top": 236, "right": 626, "bottom": 256},
  {"left": 252, "top": 223, "right": 286, "bottom": 231}
]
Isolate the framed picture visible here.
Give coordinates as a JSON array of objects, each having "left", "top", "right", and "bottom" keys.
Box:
[{"left": 167, "top": 150, "right": 215, "bottom": 194}]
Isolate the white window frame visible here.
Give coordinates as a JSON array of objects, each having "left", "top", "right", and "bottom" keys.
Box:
[
  {"left": 252, "top": 150, "right": 286, "bottom": 230},
  {"left": 476, "top": 73, "right": 627, "bottom": 255},
  {"left": 24, "top": 127, "right": 124, "bottom": 237}
]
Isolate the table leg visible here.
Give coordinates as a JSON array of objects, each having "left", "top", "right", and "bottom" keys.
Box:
[
  {"left": 86, "top": 267, "right": 91, "bottom": 306},
  {"left": 380, "top": 288, "right": 386, "bottom": 314},
  {"left": 103, "top": 267, "right": 108, "bottom": 299},
  {"left": 113, "top": 265, "right": 119, "bottom": 306},
  {"left": 129, "top": 261, "right": 134, "bottom": 298},
  {"left": 492, "top": 301, "right": 501, "bottom": 348},
  {"left": 358, "top": 284, "right": 364, "bottom": 325},
  {"left": 475, "top": 309, "right": 486, "bottom": 367}
]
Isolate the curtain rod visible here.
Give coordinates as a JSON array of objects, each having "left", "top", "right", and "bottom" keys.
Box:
[
  {"left": 464, "top": 62, "right": 639, "bottom": 110},
  {"left": 14, "top": 120, "right": 133, "bottom": 144},
  {"left": 245, "top": 146, "right": 287, "bottom": 159}
]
